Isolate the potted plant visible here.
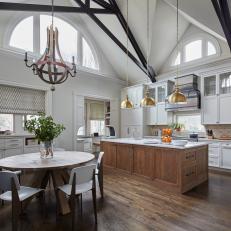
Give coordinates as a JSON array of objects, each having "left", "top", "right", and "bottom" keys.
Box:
[
  {"left": 25, "top": 113, "right": 65, "bottom": 159},
  {"left": 170, "top": 123, "right": 185, "bottom": 132}
]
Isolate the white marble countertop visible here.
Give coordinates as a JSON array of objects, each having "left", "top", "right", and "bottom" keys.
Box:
[{"left": 101, "top": 138, "right": 208, "bottom": 150}]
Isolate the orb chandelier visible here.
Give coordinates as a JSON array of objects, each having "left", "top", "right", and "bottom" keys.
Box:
[
  {"left": 140, "top": 0, "right": 155, "bottom": 107},
  {"left": 24, "top": 0, "right": 77, "bottom": 91},
  {"left": 121, "top": 0, "right": 134, "bottom": 109},
  {"left": 168, "top": 0, "right": 186, "bottom": 104}
]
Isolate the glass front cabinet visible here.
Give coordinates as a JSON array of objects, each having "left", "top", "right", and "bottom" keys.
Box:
[{"left": 202, "top": 71, "right": 231, "bottom": 124}]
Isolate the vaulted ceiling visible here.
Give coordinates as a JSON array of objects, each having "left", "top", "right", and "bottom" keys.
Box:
[{"left": 0, "top": 0, "right": 230, "bottom": 84}]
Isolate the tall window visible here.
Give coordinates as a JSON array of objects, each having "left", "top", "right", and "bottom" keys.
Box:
[
  {"left": 8, "top": 15, "right": 99, "bottom": 70},
  {"left": 172, "top": 38, "right": 219, "bottom": 66}
]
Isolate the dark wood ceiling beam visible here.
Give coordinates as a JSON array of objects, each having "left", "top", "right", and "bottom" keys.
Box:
[
  {"left": 108, "top": 0, "right": 156, "bottom": 82},
  {"left": 0, "top": 2, "right": 114, "bottom": 14},
  {"left": 74, "top": 0, "right": 150, "bottom": 76}
]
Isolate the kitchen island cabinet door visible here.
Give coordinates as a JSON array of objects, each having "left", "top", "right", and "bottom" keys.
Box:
[
  {"left": 155, "top": 149, "right": 179, "bottom": 186},
  {"left": 133, "top": 146, "right": 155, "bottom": 179},
  {"left": 102, "top": 142, "right": 117, "bottom": 168},
  {"left": 116, "top": 144, "right": 133, "bottom": 173}
]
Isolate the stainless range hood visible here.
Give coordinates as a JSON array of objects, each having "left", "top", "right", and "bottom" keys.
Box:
[{"left": 165, "top": 74, "right": 201, "bottom": 111}]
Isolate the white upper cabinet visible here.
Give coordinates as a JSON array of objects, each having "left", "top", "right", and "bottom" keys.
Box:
[
  {"left": 144, "top": 107, "right": 157, "bottom": 125},
  {"left": 202, "top": 71, "right": 231, "bottom": 124},
  {"left": 121, "top": 85, "right": 144, "bottom": 108}
]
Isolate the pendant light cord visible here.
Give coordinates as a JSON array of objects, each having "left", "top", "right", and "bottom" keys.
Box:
[
  {"left": 176, "top": 0, "right": 179, "bottom": 88},
  {"left": 126, "top": 0, "right": 129, "bottom": 87},
  {"left": 146, "top": 0, "right": 149, "bottom": 83},
  {"left": 51, "top": 0, "right": 54, "bottom": 26}
]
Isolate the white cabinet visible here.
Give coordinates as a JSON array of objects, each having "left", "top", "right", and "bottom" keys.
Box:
[
  {"left": 219, "top": 94, "right": 231, "bottom": 124},
  {"left": 0, "top": 137, "right": 24, "bottom": 159},
  {"left": 220, "top": 143, "right": 231, "bottom": 169},
  {"left": 144, "top": 107, "right": 157, "bottom": 125},
  {"left": 121, "top": 85, "right": 144, "bottom": 108},
  {"left": 208, "top": 143, "right": 220, "bottom": 167},
  {"left": 121, "top": 108, "right": 143, "bottom": 126},
  {"left": 157, "top": 103, "right": 170, "bottom": 125},
  {"left": 202, "top": 96, "right": 219, "bottom": 124},
  {"left": 202, "top": 72, "right": 231, "bottom": 125}
]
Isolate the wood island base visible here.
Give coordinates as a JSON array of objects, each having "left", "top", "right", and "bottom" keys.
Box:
[{"left": 101, "top": 141, "right": 208, "bottom": 193}]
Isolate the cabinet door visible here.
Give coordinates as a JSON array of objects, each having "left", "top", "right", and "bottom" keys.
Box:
[
  {"left": 220, "top": 145, "right": 231, "bottom": 169},
  {"left": 219, "top": 72, "right": 231, "bottom": 95},
  {"left": 133, "top": 146, "right": 155, "bottom": 179},
  {"left": 219, "top": 95, "right": 231, "bottom": 124},
  {"left": 0, "top": 150, "right": 4, "bottom": 159},
  {"left": 204, "top": 75, "right": 217, "bottom": 96},
  {"left": 5, "top": 148, "right": 23, "bottom": 158},
  {"left": 157, "top": 103, "right": 168, "bottom": 125},
  {"left": 121, "top": 126, "right": 131, "bottom": 138},
  {"left": 202, "top": 96, "right": 218, "bottom": 124},
  {"left": 157, "top": 85, "right": 166, "bottom": 103},
  {"left": 155, "top": 149, "right": 179, "bottom": 185},
  {"left": 102, "top": 142, "right": 117, "bottom": 168},
  {"left": 116, "top": 144, "right": 133, "bottom": 173},
  {"left": 121, "top": 108, "right": 143, "bottom": 126},
  {"left": 145, "top": 107, "right": 157, "bottom": 125}
]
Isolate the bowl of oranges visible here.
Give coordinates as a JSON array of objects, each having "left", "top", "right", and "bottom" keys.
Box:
[{"left": 161, "top": 128, "right": 173, "bottom": 144}]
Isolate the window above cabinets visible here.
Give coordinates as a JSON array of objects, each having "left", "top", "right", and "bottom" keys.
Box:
[
  {"left": 172, "top": 36, "right": 220, "bottom": 67},
  {"left": 7, "top": 15, "right": 99, "bottom": 71}
]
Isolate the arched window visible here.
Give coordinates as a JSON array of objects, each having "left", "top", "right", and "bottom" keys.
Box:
[
  {"left": 10, "top": 16, "right": 34, "bottom": 52},
  {"left": 172, "top": 37, "right": 219, "bottom": 66},
  {"left": 8, "top": 15, "right": 99, "bottom": 70}
]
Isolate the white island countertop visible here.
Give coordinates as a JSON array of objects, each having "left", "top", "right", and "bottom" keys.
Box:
[{"left": 101, "top": 138, "right": 209, "bottom": 150}]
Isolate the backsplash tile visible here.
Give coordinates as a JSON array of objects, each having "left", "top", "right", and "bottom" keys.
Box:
[{"left": 205, "top": 125, "right": 231, "bottom": 139}]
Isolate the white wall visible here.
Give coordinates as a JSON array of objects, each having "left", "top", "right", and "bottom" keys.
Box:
[{"left": 0, "top": 51, "right": 123, "bottom": 150}]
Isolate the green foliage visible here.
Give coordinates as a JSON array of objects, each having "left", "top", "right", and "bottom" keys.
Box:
[
  {"left": 25, "top": 113, "right": 65, "bottom": 142},
  {"left": 170, "top": 122, "right": 185, "bottom": 131}
]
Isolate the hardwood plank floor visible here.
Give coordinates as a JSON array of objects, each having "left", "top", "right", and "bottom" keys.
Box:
[{"left": 1, "top": 169, "right": 231, "bottom": 231}]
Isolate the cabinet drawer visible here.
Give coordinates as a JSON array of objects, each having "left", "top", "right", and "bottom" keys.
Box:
[
  {"left": 24, "top": 146, "right": 40, "bottom": 154},
  {"left": 182, "top": 165, "right": 197, "bottom": 184},
  {"left": 5, "top": 139, "right": 23, "bottom": 149},
  {"left": 209, "top": 148, "right": 219, "bottom": 157},
  {"left": 5, "top": 148, "right": 23, "bottom": 158},
  {"left": 182, "top": 151, "right": 196, "bottom": 163},
  {"left": 209, "top": 156, "right": 219, "bottom": 167},
  {"left": 0, "top": 150, "right": 4, "bottom": 159}
]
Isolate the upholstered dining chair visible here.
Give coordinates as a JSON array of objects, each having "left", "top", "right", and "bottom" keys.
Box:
[
  {"left": 0, "top": 171, "right": 45, "bottom": 231},
  {"left": 95, "top": 152, "right": 104, "bottom": 198},
  {"left": 57, "top": 164, "right": 97, "bottom": 231}
]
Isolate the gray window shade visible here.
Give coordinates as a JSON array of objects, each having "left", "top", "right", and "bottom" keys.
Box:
[
  {"left": 0, "top": 85, "right": 45, "bottom": 114},
  {"left": 90, "top": 103, "right": 104, "bottom": 120}
]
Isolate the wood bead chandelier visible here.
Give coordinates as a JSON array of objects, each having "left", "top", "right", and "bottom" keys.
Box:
[{"left": 24, "top": 0, "right": 77, "bottom": 91}]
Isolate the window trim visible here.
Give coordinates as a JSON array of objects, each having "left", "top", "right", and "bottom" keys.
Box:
[
  {"left": 4, "top": 13, "right": 100, "bottom": 71},
  {"left": 171, "top": 33, "right": 221, "bottom": 67}
]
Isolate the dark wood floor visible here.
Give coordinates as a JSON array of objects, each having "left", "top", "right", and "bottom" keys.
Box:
[{"left": 1, "top": 169, "right": 231, "bottom": 231}]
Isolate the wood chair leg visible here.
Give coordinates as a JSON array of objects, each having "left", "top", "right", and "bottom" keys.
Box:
[
  {"left": 92, "top": 188, "right": 97, "bottom": 224},
  {"left": 1, "top": 190, "right": 4, "bottom": 206},
  {"left": 12, "top": 202, "right": 20, "bottom": 231},
  {"left": 80, "top": 194, "right": 83, "bottom": 217},
  {"left": 41, "top": 191, "right": 46, "bottom": 220}
]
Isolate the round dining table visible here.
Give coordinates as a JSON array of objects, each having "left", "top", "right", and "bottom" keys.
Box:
[{"left": 0, "top": 151, "right": 95, "bottom": 215}]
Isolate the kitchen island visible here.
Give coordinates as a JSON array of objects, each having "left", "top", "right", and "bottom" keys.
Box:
[{"left": 100, "top": 138, "right": 208, "bottom": 193}]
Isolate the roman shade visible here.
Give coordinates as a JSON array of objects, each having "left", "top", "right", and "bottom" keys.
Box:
[
  {"left": 90, "top": 102, "right": 104, "bottom": 120},
  {"left": 0, "top": 85, "right": 46, "bottom": 115}
]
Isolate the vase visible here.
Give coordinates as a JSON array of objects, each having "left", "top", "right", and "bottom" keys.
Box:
[{"left": 40, "top": 141, "right": 53, "bottom": 159}]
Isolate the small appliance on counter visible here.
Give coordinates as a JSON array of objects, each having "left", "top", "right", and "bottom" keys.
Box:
[
  {"left": 189, "top": 133, "right": 199, "bottom": 142},
  {"left": 105, "top": 126, "right": 116, "bottom": 138}
]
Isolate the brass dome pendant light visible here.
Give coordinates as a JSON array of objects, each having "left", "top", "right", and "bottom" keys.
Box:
[
  {"left": 141, "top": 0, "right": 155, "bottom": 107},
  {"left": 121, "top": 0, "right": 134, "bottom": 109},
  {"left": 168, "top": 0, "right": 187, "bottom": 104}
]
